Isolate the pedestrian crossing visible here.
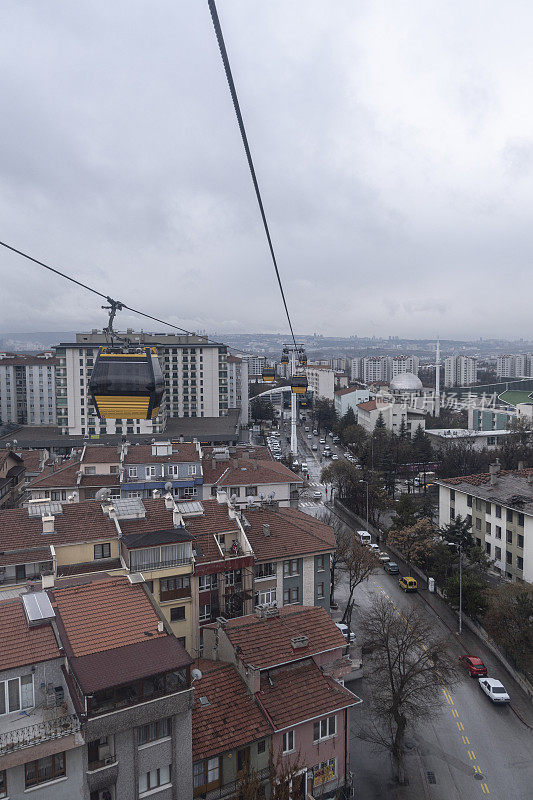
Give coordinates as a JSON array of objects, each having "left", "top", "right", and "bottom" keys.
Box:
[{"left": 299, "top": 501, "right": 321, "bottom": 508}]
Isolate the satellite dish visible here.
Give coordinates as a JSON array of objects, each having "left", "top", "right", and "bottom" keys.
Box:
[
  {"left": 95, "top": 488, "right": 111, "bottom": 501},
  {"left": 151, "top": 438, "right": 156, "bottom": 444},
  {"left": 230, "top": 493, "right": 237, "bottom": 502},
  {"left": 191, "top": 668, "right": 203, "bottom": 682},
  {"left": 165, "top": 482, "right": 173, "bottom": 492}
]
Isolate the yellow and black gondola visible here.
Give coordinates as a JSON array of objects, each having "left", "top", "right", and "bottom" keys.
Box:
[
  {"left": 89, "top": 346, "right": 164, "bottom": 420},
  {"left": 291, "top": 374, "right": 308, "bottom": 394},
  {"left": 280, "top": 348, "right": 289, "bottom": 365},
  {"left": 262, "top": 367, "right": 276, "bottom": 382}
]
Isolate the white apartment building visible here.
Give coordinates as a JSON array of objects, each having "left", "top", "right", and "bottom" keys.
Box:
[
  {"left": 241, "top": 354, "right": 268, "bottom": 377},
  {"left": 438, "top": 464, "right": 532, "bottom": 582},
  {"left": 331, "top": 357, "right": 347, "bottom": 371},
  {"left": 54, "top": 331, "right": 228, "bottom": 436},
  {"left": 352, "top": 356, "right": 420, "bottom": 384},
  {"left": 388, "top": 355, "right": 420, "bottom": 381},
  {"left": 0, "top": 354, "right": 57, "bottom": 426},
  {"left": 496, "top": 354, "right": 532, "bottom": 378},
  {"left": 444, "top": 355, "right": 478, "bottom": 387},
  {"left": 356, "top": 398, "right": 426, "bottom": 437},
  {"left": 350, "top": 358, "right": 362, "bottom": 382},
  {"left": 305, "top": 364, "right": 335, "bottom": 401},
  {"left": 334, "top": 386, "right": 372, "bottom": 418},
  {"left": 227, "top": 355, "right": 249, "bottom": 424}
]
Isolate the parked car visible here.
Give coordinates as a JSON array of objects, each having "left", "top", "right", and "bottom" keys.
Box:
[
  {"left": 319, "top": 438, "right": 326, "bottom": 444},
  {"left": 378, "top": 552, "right": 390, "bottom": 564},
  {"left": 478, "top": 678, "right": 510, "bottom": 703},
  {"left": 384, "top": 561, "right": 399, "bottom": 574},
  {"left": 368, "top": 543, "right": 380, "bottom": 552},
  {"left": 312, "top": 444, "right": 318, "bottom": 451},
  {"left": 399, "top": 576, "right": 418, "bottom": 592},
  {"left": 335, "top": 623, "right": 356, "bottom": 643},
  {"left": 332, "top": 454, "right": 339, "bottom": 460},
  {"left": 313, "top": 429, "right": 318, "bottom": 435},
  {"left": 459, "top": 655, "right": 487, "bottom": 678},
  {"left": 313, "top": 490, "right": 322, "bottom": 499},
  {"left": 300, "top": 462, "right": 308, "bottom": 471}
]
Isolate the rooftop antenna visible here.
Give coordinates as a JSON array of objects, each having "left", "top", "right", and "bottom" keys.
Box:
[{"left": 434, "top": 338, "right": 441, "bottom": 417}]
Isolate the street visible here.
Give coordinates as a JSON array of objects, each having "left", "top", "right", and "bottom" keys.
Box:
[{"left": 290, "top": 422, "right": 533, "bottom": 800}]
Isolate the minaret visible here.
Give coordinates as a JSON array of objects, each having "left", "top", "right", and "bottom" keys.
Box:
[{"left": 434, "top": 338, "right": 441, "bottom": 416}]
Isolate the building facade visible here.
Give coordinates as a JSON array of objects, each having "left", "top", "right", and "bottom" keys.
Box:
[
  {"left": 356, "top": 399, "right": 426, "bottom": 437},
  {"left": 444, "top": 355, "right": 478, "bottom": 388},
  {"left": 54, "top": 332, "right": 228, "bottom": 437},
  {"left": 496, "top": 354, "right": 532, "bottom": 379},
  {"left": 334, "top": 387, "right": 372, "bottom": 419},
  {"left": 0, "top": 354, "right": 57, "bottom": 426},
  {"left": 305, "top": 365, "right": 335, "bottom": 401},
  {"left": 226, "top": 356, "right": 249, "bottom": 425}
]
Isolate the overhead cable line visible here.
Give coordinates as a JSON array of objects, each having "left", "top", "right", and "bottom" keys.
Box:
[
  {"left": 0, "top": 239, "right": 235, "bottom": 350},
  {"left": 207, "top": 0, "right": 298, "bottom": 349}
]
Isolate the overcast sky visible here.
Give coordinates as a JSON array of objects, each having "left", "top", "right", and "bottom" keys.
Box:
[{"left": 1, "top": 1, "right": 532, "bottom": 340}]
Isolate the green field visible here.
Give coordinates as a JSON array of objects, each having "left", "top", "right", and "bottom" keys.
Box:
[{"left": 498, "top": 390, "right": 533, "bottom": 406}]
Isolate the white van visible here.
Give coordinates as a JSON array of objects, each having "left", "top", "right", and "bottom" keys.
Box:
[{"left": 356, "top": 530, "right": 372, "bottom": 546}]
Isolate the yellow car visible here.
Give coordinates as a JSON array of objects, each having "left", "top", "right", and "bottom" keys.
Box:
[{"left": 399, "top": 576, "right": 418, "bottom": 592}]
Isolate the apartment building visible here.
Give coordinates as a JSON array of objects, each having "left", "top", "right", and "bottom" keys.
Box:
[
  {"left": 54, "top": 331, "right": 228, "bottom": 437},
  {"left": 226, "top": 355, "right": 249, "bottom": 424},
  {"left": 330, "top": 357, "right": 347, "bottom": 371},
  {"left": 444, "top": 355, "right": 478, "bottom": 388},
  {"left": 305, "top": 365, "right": 335, "bottom": 401},
  {"left": 438, "top": 463, "right": 533, "bottom": 582},
  {"left": 0, "top": 450, "right": 25, "bottom": 508},
  {"left": 201, "top": 448, "right": 302, "bottom": 507},
  {"left": 334, "top": 386, "right": 372, "bottom": 418},
  {"left": 122, "top": 441, "right": 203, "bottom": 501},
  {"left": 351, "top": 356, "right": 420, "bottom": 384},
  {"left": 0, "top": 354, "right": 57, "bottom": 426},
  {"left": 0, "top": 576, "right": 194, "bottom": 800},
  {"left": 241, "top": 354, "right": 268, "bottom": 378},
  {"left": 468, "top": 406, "right": 517, "bottom": 431},
  {"left": 244, "top": 505, "right": 335, "bottom": 612},
  {"left": 202, "top": 605, "right": 361, "bottom": 798},
  {"left": 356, "top": 399, "right": 426, "bottom": 437},
  {"left": 496, "top": 354, "right": 532, "bottom": 378}
]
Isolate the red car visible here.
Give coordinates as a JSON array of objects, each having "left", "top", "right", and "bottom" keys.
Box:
[{"left": 459, "top": 655, "right": 487, "bottom": 677}]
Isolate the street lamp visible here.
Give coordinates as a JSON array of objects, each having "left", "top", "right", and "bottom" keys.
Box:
[{"left": 359, "top": 479, "right": 369, "bottom": 530}]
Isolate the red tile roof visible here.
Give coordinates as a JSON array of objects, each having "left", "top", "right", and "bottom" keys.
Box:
[
  {"left": 256, "top": 659, "right": 359, "bottom": 730},
  {"left": 51, "top": 576, "right": 166, "bottom": 657},
  {"left": 0, "top": 356, "right": 58, "bottom": 367},
  {"left": 192, "top": 660, "right": 271, "bottom": 760},
  {"left": 334, "top": 386, "right": 360, "bottom": 396},
  {"left": 26, "top": 456, "right": 81, "bottom": 489},
  {"left": 226, "top": 355, "right": 242, "bottom": 363},
  {"left": 82, "top": 445, "right": 122, "bottom": 464},
  {"left": 202, "top": 458, "right": 301, "bottom": 488},
  {"left": 357, "top": 400, "right": 379, "bottom": 412},
  {"left": 202, "top": 445, "right": 272, "bottom": 462},
  {"left": 0, "top": 501, "right": 119, "bottom": 550},
  {"left": 243, "top": 506, "right": 335, "bottom": 561},
  {"left": 175, "top": 499, "right": 241, "bottom": 537},
  {"left": 223, "top": 606, "right": 346, "bottom": 669},
  {"left": 439, "top": 467, "right": 533, "bottom": 487},
  {"left": 0, "top": 599, "right": 60, "bottom": 671},
  {"left": 123, "top": 443, "right": 200, "bottom": 465},
  {"left": 18, "top": 450, "right": 46, "bottom": 474},
  {"left": 0, "top": 546, "right": 52, "bottom": 567}
]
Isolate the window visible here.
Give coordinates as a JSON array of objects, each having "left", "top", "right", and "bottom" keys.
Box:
[
  {"left": 313, "top": 715, "right": 337, "bottom": 742},
  {"left": 313, "top": 758, "right": 336, "bottom": 788},
  {"left": 450, "top": 489, "right": 455, "bottom": 502},
  {"left": 0, "top": 770, "right": 5, "bottom": 799},
  {"left": 138, "top": 718, "right": 171, "bottom": 746},
  {"left": 518, "top": 513, "right": 524, "bottom": 527},
  {"left": 507, "top": 509, "right": 513, "bottom": 522},
  {"left": 193, "top": 758, "right": 221, "bottom": 795},
  {"left": 25, "top": 753, "right": 65, "bottom": 788},
  {"left": 517, "top": 556, "right": 524, "bottom": 571},
  {"left": 283, "top": 587, "right": 299, "bottom": 605},
  {"left": 467, "top": 495, "right": 472, "bottom": 508},
  {"left": 517, "top": 534, "right": 524, "bottom": 548},
  {"left": 316, "top": 554, "right": 325, "bottom": 571},
  {"left": 257, "top": 738, "right": 266, "bottom": 754},
  {"left": 485, "top": 521, "right": 491, "bottom": 534},
  {"left": 506, "top": 551, "right": 512, "bottom": 565},
  {"left": 84, "top": 466, "right": 96, "bottom": 475},
  {"left": 237, "top": 746, "right": 250, "bottom": 776},
  {"left": 257, "top": 588, "right": 276, "bottom": 606},
  {"left": 495, "top": 526, "right": 502, "bottom": 539},
  {"left": 188, "top": 465, "right": 197, "bottom": 475},
  {"left": 495, "top": 505, "right": 502, "bottom": 518},
  {"left": 170, "top": 606, "right": 186, "bottom": 622},
  {"left": 475, "top": 518, "right": 481, "bottom": 530},
  {"left": 146, "top": 466, "right": 156, "bottom": 478},
  {"left": 254, "top": 562, "right": 276, "bottom": 580},
  {"left": 485, "top": 501, "right": 491, "bottom": 514},
  {"left": 475, "top": 498, "right": 482, "bottom": 511},
  {"left": 283, "top": 559, "right": 299, "bottom": 577},
  {"left": 199, "top": 574, "right": 217, "bottom": 592},
  {"left": 317, "top": 582, "right": 325, "bottom": 599},
  {"left": 282, "top": 730, "right": 295, "bottom": 753},
  {"left": 139, "top": 765, "right": 171, "bottom": 794},
  {"left": 485, "top": 542, "right": 491, "bottom": 555},
  {"left": 160, "top": 575, "right": 190, "bottom": 601},
  {"left": 94, "top": 543, "right": 111, "bottom": 560},
  {"left": 466, "top": 514, "right": 472, "bottom": 528},
  {"left": 128, "top": 467, "right": 138, "bottom": 478},
  {"left": 506, "top": 530, "right": 513, "bottom": 544},
  {"left": 110, "top": 465, "right": 119, "bottom": 474},
  {"left": 495, "top": 546, "right": 502, "bottom": 560},
  {"left": 0, "top": 674, "right": 33, "bottom": 715},
  {"left": 199, "top": 604, "right": 211, "bottom": 622}
]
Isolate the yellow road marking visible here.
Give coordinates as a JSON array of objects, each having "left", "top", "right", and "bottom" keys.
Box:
[
  {"left": 481, "top": 783, "right": 490, "bottom": 794},
  {"left": 468, "top": 750, "right": 476, "bottom": 760},
  {"left": 473, "top": 765, "right": 482, "bottom": 774},
  {"left": 442, "top": 687, "right": 455, "bottom": 705},
  {"left": 456, "top": 721, "right": 464, "bottom": 731},
  {"left": 451, "top": 708, "right": 459, "bottom": 718},
  {"left": 462, "top": 735, "right": 470, "bottom": 745}
]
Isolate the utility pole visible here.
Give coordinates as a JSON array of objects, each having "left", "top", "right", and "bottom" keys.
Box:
[
  {"left": 458, "top": 542, "right": 463, "bottom": 635},
  {"left": 290, "top": 347, "right": 297, "bottom": 457},
  {"left": 360, "top": 479, "right": 369, "bottom": 530}
]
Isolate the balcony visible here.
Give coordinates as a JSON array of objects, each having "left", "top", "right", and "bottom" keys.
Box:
[
  {"left": 129, "top": 557, "right": 193, "bottom": 572},
  {"left": 0, "top": 712, "right": 80, "bottom": 756}
]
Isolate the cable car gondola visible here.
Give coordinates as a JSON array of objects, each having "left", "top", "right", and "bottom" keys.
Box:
[
  {"left": 291, "top": 374, "right": 308, "bottom": 394},
  {"left": 90, "top": 346, "right": 164, "bottom": 420},
  {"left": 298, "top": 349, "right": 307, "bottom": 366},
  {"left": 262, "top": 367, "right": 276, "bottom": 382},
  {"left": 280, "top": 348, "right": 289, "bottom": 365}
]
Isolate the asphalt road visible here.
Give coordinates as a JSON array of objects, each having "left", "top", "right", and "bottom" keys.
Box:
[{"left": 293, "top": 424, "right": 533, "bottom": 800}]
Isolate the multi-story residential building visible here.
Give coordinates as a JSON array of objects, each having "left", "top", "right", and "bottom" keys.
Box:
[
  {"left": 0, "top": 449, "right": 25, "bottom": 508},
  {"left": 241, "top": 354, "right": 268, "bottom": 378},
  {"left": 334, "top": 386, "right": 372, "bottom": 419},
  {"left": 122, "top": 441, "right": 203, "bottom": 501},
  {"left": 425, "top": 428, "right": 514, "bottom": 452},
  {"left": 356, "top": 399, "right": 426, "bottom": 437},
  {"left": 331, "top": 357, "right": 347, "bottom": 371},
  {"left": 496, "top": 354, "right": 532, "bottom": 378},
  {"left": 0, "top": 575, "right": 194, "bottom": 800},
  {"left": 468, "top": 406, "right": 517, "bottom": 431},
  {"left": 305, "top": 365, "right": 335, "bottom": 401},
  {"left": 438, "top": 463, "right": 532, "bottom": 582},
  {"left": 25, "top": 450, "right": 120, "bottom": 504},
  {"left": 201, "top": 448, "right": 302, "bottom": 507},
  {"left": 202, "top": 605, "right": 361, "bottom": 798},
  {"left": 0, "top": 354, "right": 57, "bottom": 426},
  {"left": 350, "top": 358, "right": 362, "bottom": 382},
  {"left": 444, "top": 355, "right": 478, "bottom": 387},
  {"left": 388, "top": 355, "right": 420, "bottom": 381},
  {"left": 54, "top": 332, "right": 228, "bottom": 437},
  {"left": 226, "top": 355, "right": 249, "bottom": 425},
  {"left": 244, "top": 505, "right": 335, "bottom": 612}
]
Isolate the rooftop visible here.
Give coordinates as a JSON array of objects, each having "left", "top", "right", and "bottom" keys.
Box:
[
  {"left": 243, "top": 506, "right": 335, "bottom": 561},
  {"left": 426, "top": 428, "right": 511, "bottom": 439},
  {"left": 257, "top": 658, "right": 359, "bottom": 731},
  {"left": 82, "top": 445, "right": 122, "bottom": 464},
  {"left": 0, "top": 598, "right": 60, "bottom": 672},
  {"left": 123, "top": 442, "right": 200, "bottom": 465},
  {"left": 438, "top": 467, "right": 533, "bottom": 515},
  {"left": 222, "top": 606, "right": 346, "bottom": 670},
  {"left": 334, "top": 386, "right": 363, "bottom": 397},
  {"left": 192, "top": 660, "right": 271, "bottom": 760},
  {"left": 202, "top": 457, "right": 302, "bottom": 489}
]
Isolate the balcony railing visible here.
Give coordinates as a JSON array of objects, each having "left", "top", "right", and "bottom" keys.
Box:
[
  {"left": 0, "top": 714, "right": 80, "bottom": 755},
  {"left": 129, "top": 557, "right": 193, "bottom": 572}
]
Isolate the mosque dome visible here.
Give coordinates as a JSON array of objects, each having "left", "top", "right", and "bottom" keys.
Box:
[{"left": 389, "top": 372, "right": 423, "bottom": 392}]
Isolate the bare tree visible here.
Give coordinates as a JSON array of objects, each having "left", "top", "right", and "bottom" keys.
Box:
[
  {"left": 320, "top": 510, "right": 349, "bottom": 607},
  {"left": 359, "top": 595, "right": 458, "bottom": 781},
  {"left": 387, "top": 518, "right": 435, "bottom": 575},
  {"left": 336, "top": 535, "right": 379, "bottom": 631},
  {"left": 235, "top": 748, "right": 302, "bottom": 800}
]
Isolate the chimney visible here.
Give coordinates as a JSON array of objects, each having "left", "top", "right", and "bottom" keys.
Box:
[
  {"left": 152, "top": 489, "right": 161, "bottom": 499},
  {"left": 253, "top": 461, "right": 258, "bottom": 471},
  {"left": 518, "top": 460, "right": 525, "bottom": 471},
  {"left": 489, "top": 462, "right": 500, "bottom": 485},
  {"left": 42, "top": 515, "right": 55, "bottom": 535},
  {"left": 164, "top": 493, "right": 174, "bottom": 510},
  {"left": 212, "top": 459, "right": 217, "bottom": 470},
  {"left": 173, "top": 509, "right": 184, "bottom": 528},
  {"left": 157, "top": 620, "right": 164, "bottom": 633},
  {"left": 242, "top": 450, "right": 250, "bottom": 460},
  {"left": 41, "top": 572, "right": 55, "bottom": 589},
  {"left": 263, "top": 524, "right": 270, "bottom": 537}
]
